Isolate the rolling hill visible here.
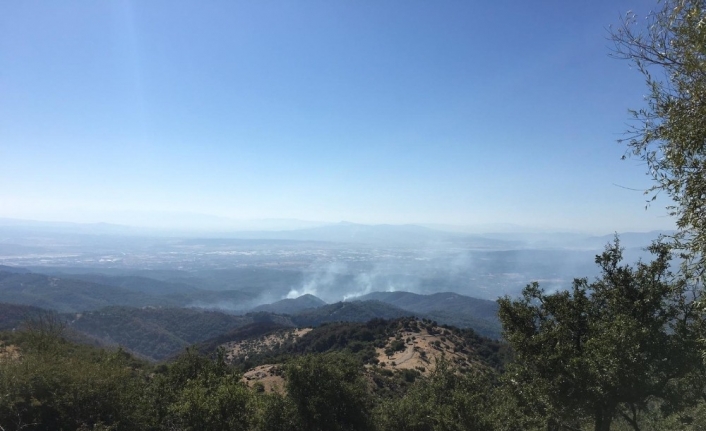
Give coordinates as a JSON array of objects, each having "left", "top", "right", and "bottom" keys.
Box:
[
  {"left": 355, "top": 291, "right": 498, "bottom": 320},
  {"left": 68, "top": 306, "right": 252, "bottom": 360},
  {"left": 209, "top": 317, "right": 510, "bottom": 394},
  {"left": 0, "top": 271, "right": 179, "bottom": 313},
  {"left": 48, "top": 273, "right": 200, "bottom": 295},
  {"left": 290, "top": 300, "right": 413, "bottom": 327},
  {"left": 250, "top": 294, "right": 326, "bottom": 314},
  {"left": 352, "top": 291, "right": 502, "bottom": 338},
  {"left": 0, "top": 302, "right": 48, "bottom": 331},
  {"left": 0, "top": 269, "right": 257, "bottom": 313}
]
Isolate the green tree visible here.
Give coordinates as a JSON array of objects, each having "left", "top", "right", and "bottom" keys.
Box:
[
  {"left": 285, "top": 352, "right": 373, "bottom": 431},
  {"left": 610, "top": 0, "right": 706, "bottom": 278},
  {"left": 145, "top": 347, "right": 257, "bottom": 431},
  {"left": 255, "top": 392, "right": 299, "bottom": 431},
  {"left": 376, "top": 359, "right": 498, "bottom": 431},
  {"left": 0, "top": 329, "right": 149, "bottom": 431},
  {"left": 498, "top": 239, "right": 702, "bottom": 431},
  {"left": 166, "top": 372, "right": 254, "bottom": 431}
]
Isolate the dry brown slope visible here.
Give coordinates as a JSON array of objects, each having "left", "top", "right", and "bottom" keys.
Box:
[{"left": 236, "top": 319, "right": 493, "bottom": 392}]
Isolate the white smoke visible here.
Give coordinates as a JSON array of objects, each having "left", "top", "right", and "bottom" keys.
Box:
[
  {"left": 284, "top": 259, "right": 422, "bottom": 303},
  {"left": 341, "top": 272, "right": 375, "bottom": 301},
  {"left": 284, "top": 261, "right": 348, "bottom": 301}
]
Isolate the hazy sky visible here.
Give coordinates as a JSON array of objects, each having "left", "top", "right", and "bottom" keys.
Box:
[{"left": 1, "top": 0, "right": 674, "bottom": 233}]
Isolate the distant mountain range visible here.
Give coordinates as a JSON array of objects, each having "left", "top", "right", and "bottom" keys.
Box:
[
  {"left": 0, "top": 217, "right": 673, "bottom": 249},
  {"left": 0, "top": 216, "right": 329, "bottom": 236},
  {"left": 214, "top": 222, "right": 519, "bottom": 248},
  {"left": 569, "top": 231, "right": 676, "bottom": 250}
]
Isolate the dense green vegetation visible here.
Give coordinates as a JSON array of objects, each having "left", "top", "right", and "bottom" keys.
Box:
[
  {"left": 499, "top": 239, "right": 704, "bottom": 430},
  {"left": 212, "top": 316, "right": 508, "bottom": 375},
  {"left": 0, "top": 322, "right": 498, "bottom": 431},
  {"left": 2, "top": 303, "right": 702, "bottom": 431}
]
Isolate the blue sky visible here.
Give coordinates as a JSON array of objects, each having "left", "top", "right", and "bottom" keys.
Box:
[{"left": 0, "top": 0, "right": 673, "bottom": 233}]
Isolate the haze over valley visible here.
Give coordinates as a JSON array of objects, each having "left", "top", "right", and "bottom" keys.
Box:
[
  {"left": 0, "top": 217, "right": 665, "bottom": 361},
  {"left": 0, "top": 218, "right": 664, "bottom": 307}
]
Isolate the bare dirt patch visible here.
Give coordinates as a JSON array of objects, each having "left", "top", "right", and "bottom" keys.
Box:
[
  {"left": 0, "top": 342, "right": 21, "bottom": 362},
  {"left": 237, "top": 321, "right": 486, "bottom": 395},
  {"left": 223, "top": 327, "right": 312, "bottom": 361},
  {"left": 374, "top": 326, "right": 478, "bottom": 375},
  {"left": 241, "top": 364, "right": 285, "bottom": 394}
]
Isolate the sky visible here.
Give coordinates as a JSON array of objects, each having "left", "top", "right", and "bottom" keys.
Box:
[{"left": 0, "top": 0, "right": 675, "bottom": 233}]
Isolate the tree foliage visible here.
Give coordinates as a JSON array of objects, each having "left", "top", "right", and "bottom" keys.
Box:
[
  {"left": 376, "top": 359, "right": 499, "bottom": 431},
  {"left": 285, "top": 352, "right": 374, "bottom": 431},
  {"left": 610, "top": 0, "right": 706, "bottom": 276},
  {"left": 0, "top": 330, "right": 147, "bottom": 431},
  {"left": 498, "top": 239, "right": 703, "bottom": 431}
]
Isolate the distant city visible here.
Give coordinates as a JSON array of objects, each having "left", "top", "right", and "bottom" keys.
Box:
[{"left": 0, "top": 218, "right": 666, "bottom": 303}]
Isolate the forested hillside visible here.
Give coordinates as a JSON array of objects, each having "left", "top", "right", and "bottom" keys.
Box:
[
  {"left": 0, "top": 302, "right": 46, "bottom": 331},
  {"left": 0, "top": 271, "right": 174, "bottom": 312},
  {"left": 68, "top": 307, "right": 252, "bottom": 360},
  {"left": 354, "top": 291, "right": 502, "bottom": 338}
]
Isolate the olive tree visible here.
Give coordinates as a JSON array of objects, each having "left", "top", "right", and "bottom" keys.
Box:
[
  {"left": 498, "top": 240, "right": 702, "bottom": 431},
  {"left": 610, "top": 0, "right": 706, "bottom": 278}
]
